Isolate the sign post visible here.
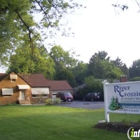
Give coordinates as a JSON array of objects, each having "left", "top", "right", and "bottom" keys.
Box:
[{"left": 103, "top": 80, "right": 110, "bottom": 122}]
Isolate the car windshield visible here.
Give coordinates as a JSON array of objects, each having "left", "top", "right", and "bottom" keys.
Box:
[
  {"left": 64, "top": 92, "right": 72, "bottom": 96},
  {"left": 87, "top": 93, "right": 92, "bottom": 95}
]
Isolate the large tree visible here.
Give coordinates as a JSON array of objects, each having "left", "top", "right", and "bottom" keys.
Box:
[
  {"left": 112, "top": 57, "right": 129, "bottom": 76},
  {"left": 0, "top": 0, "right": 82, "bottom": 66},
  {"left": 72, "top": 61, "right": 88, "bottom": 85},
  {"left": 88, "top": 51, "right": 123, "bottom": 79},
  {"left": 129, "top": 59, "right": 140, "bottom": 79},
  {"left": 7, "top": 45, "right": 55, "bottom": 79},
  {"left": 49, "top": 46, "right": 78, "bottom": 69},
  {"left": 49, "top": 45, "right": 78, "bottom": 86}
]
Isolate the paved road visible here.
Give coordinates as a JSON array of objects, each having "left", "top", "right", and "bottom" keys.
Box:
[{"left": 58, "top": 101, "right": 105, "bottom": 109}]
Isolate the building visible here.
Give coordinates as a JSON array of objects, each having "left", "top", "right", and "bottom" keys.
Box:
[
  {"left": 0, "top": 72, "right": 50, "bottom": 105},
  {"left": 45, "top": 79, "right": 73, "bottom": 99}
]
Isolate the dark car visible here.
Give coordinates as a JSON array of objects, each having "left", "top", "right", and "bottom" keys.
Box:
[
  {"left": 56, "top": 92, "right": 73, "bottom": 102},
  {"left": 83, "top": 92, "right": 101, "bottom": 101}
]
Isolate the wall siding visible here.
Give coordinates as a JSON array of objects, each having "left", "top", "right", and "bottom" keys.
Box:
[{"left": 0, "top": 72, "right": 31, "bottom": 105}]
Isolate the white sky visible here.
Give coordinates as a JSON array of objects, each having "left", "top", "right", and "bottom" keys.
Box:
[
  {"left": 52, "top": 0, "right": 140, "bottom": 67},
  {"left": 0, "top": 0, "right": 140, "bottom": 72}
]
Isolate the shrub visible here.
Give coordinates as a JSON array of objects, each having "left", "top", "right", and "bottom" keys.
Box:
[
  {"left": 45, "top": 98, "right": 61, "bottom": 105},
  {"left": 54, "top": 98, "right": 61, "bottom": 104},
  {"left": 45, "top": 98, "right": 54, "bottom": 105}
]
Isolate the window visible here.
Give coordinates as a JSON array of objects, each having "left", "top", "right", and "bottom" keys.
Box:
[
  {"left": 10, "top": 74, "right": 17, "bottom": 82},
  {"left": 31, "top": 88, "right": 49, "bottom": 98},
  {"left": 32, "top": 94, "right": 48, "bottom": 98},
  {"left": 2, "top": 88, "right": 13, "bottom": 97},
  {"left": 10, "top": 74, "right": 17, "bottom": 80}
]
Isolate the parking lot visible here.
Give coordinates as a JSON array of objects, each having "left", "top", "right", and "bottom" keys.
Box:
[{"left": 58, "top": 101, "right": 105, "bottom": 109}]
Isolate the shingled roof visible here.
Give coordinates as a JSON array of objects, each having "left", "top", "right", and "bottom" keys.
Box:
[
  {"left": 19, "top": 74, "right": 50, "bottom": 87},
  {"left": 0, "top": 73, "right": 7, "bottom": 81},
  {"left": 0, "top": 72, "right": 72, "bottom": 90},
  {"left": 45, "top": 80, "right": 72, "bottom": 91}
]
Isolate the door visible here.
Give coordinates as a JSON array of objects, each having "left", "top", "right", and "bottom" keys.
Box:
[{"left": 19, "top": 91, "right": 25, "bottom": 100}]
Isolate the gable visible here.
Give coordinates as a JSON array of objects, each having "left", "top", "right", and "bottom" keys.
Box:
[{"left": 0, "top": 72, "right": 29, "bottom": 84}]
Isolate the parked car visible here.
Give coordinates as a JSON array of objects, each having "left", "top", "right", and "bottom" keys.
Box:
[
  {"left": 83, "top": 92, "right": 101, "bottom": 101},
  {"left": 56, "top": 92, "right": 73, "bottom": 102}
]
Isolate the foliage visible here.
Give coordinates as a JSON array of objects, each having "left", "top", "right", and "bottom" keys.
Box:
[
  {"left": 49, "top": 46, "right": 78, "bottom": 69},
  {"left": 85, "top": 76, "right": 98, "bottom": 88},
  {"left": 45, "top": 97, "right": 61, "bottom": 105},
  {"left": 88, "top": 51, "right": 123, "bottom": 79},
  {"left": 72, "top": 61, "right": 88, "bottom": 85},
  {"left": 49, "top": 46, "right": 78, "bottom": 86},
  {"left": 0, "top": 0, "right": 82, "bottom": 66},
  {"left": 7, "top": 46, "right": 55, "bottom": 78},
  {"left": 55, "top": 67, "right": 77, "bottom": 87},
  {"left": 75, "top": 86, "right": 91, "bottom": 100},
  {"left": 84, "top": 76, "right": 103, "bottom": 94},
  {"left": 53, "top": 97, "right": 61, "bottom": 104},
  {"left": 75, "top": 76, "right": 103, "bottom": 100},
  {"left": 130, "top": 76, "right": 140, "bottom": 81},
  {"left": 112, "top": 57, "right": 129, "bottom": 77},
  {"left": 45, "top": 98, "right": 54, "bottom": 105},
  {"left": 129, "top": 59, "right": 140, "bottom": 79}
]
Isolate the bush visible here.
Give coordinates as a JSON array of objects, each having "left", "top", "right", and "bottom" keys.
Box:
[
  {"left": 54, "top": 98, "right": 61, "bottom": 104},
  {"left": 45, "top": 98, "right": 61, "bottom": 105},
  {"left": 45, "top": 98, "right": 54, "bottom": 105}
]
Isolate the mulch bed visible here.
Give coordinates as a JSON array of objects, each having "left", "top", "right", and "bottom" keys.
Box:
[{"left": 94, "top": 122, "right": 140, "bottom": 133}]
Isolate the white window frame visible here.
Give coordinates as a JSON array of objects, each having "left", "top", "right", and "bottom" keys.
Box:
[
  {"left": 31, "top": 88, "right": 49, "bottom": 98},
  {"left": 2, "top": 88, "right": 13, "bottom": 97}
]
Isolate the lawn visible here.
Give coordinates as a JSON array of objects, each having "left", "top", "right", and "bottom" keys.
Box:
[{"left": 0, "top": 105, "right": 139, "bottom": 140}]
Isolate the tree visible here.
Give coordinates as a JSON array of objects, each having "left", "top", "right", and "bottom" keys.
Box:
[
  {"left": 91, "top": 51, "right": 110, "bottom": 61},
  {"left": 112, "top": 0, "right": 140, "bottom": 15},
  {"left": 75, "top": 76, "right": 104, "bottom": 100},
  {"left": 129, "top": 59, "right": 140, "bottom": 79},
  {"left": 112, "top": 57, "right": 129, "bottom": 76},
  {"left": 72, "top": 61, "right": 88, "bottom": 85},
  {"left": 49, "top": 45, "right": 78, "bottom": 86},
  {"left": 0, "top": 0, "right": 82, "bottom": 66},
  {"left": 7, "top": 45, "right": 55, "bottom": 79},
  {"left": 88, "top": 51, "right": 123, "bottom": 79},
  {"left": 49, "top": 46, "right": 78, "bottom": 69},
  {"left": 55, "top": 67, "right": 76, "bottom": 87},
  {"left": 84, "top": 76, "right": 103, "bottom": 94},
  {"left": 112, "top": 57, "right": 123, "bottom": 68},
  {"left": 92, "top": 51, "right": 110, "bottom": 61}
]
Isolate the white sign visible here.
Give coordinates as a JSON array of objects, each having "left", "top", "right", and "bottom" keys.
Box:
[{"left": 103, "top": 81, "right": 140, "bottom": 122}]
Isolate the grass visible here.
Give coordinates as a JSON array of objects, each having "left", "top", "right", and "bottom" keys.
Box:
[{"left": 0, "top": 105, "right": 139, "bottom": 140}]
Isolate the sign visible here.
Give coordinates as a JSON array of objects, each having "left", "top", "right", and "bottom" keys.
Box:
[{"left": 103, "top": 81, "right": 140, "bottom": 122}]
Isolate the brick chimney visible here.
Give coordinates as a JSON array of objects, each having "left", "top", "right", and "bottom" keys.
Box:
[{"left": 120, "top": 75, "right": 127, "bottom": 82}]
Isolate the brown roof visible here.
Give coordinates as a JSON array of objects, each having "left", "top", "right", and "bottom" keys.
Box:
[
  {"left": 0, "top": 73, "right": 8, "bottom": 81},
  {"left": 19, "top": 74, "right": 50, "bottom": 87},
  {"left": 46, "top": 80, "right": 72, "bottom": 91},
  {"left": 0, "top": 72, "right": 72, "bottom": 90}
]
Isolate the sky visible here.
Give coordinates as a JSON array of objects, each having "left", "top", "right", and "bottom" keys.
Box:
[
  {"left": 50, "top": 0, "right": 140, "bottom": 67},
  {"left": 1, "top": 0, "right": 140, "bottom": 72}
]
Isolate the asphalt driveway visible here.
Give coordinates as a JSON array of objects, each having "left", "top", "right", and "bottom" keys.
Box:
[{"left": 58, "top": 101, "right": 105, "bottom": 109}]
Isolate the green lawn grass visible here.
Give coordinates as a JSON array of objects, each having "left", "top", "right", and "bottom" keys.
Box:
[{"left": 0, "top": 105, "right": 139, "bottom": 140}]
